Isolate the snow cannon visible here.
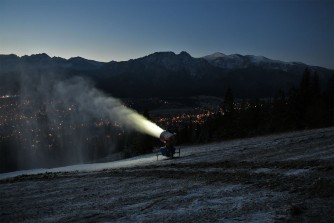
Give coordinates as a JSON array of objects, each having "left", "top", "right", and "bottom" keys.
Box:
[
  {"left": 157, "top": 130, "right": 179, "bottom": 160},
  {"left": 159, "top": 130, "right": 177, "bottom": 147}
]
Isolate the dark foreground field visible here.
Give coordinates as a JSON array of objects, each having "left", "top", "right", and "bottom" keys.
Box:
[{"left": 1, "top": 128, "right": 334, "bottom": 222}]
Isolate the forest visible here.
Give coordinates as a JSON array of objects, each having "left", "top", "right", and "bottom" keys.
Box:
[{"left": 175, "top": 68, "right": 334, "bottom": 144}]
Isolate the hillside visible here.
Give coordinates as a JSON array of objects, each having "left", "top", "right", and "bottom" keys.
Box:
[{"left": 1, "top": 127, "right": 333, "bottom": 222}]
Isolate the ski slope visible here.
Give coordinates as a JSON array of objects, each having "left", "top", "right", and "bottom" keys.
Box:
[{"left": 1, "top": 127, "right": 334, "bottom": 222}]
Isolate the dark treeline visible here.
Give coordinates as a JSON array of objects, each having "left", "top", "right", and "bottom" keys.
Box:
[{"left": 175, "top": 68, "right": 334, "bottom": 144}]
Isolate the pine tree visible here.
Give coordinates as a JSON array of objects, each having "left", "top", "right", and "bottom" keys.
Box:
[
  {"left": 311, "top": 71, "right": 320, "bottom": 97},
  {"left": 325, "top": 73, "right": 334, "bottom": 125},
  {"left": 271, "top": 90, "right": 288, "bottom": 132},
  {"left": 297, "top": 68, "right": 313, "bottom": 128},
  {"left": 223, "top": 87, "right": 235, "bottom": 115},
  {"left": 299, "top": 67, "right": 312, "bottom": 105},
  {"left": 221, "top": 88, "right": 236, "bottom": 138}
]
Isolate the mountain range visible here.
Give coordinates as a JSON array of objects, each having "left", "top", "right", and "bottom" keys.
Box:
[{"left": 0, "top": 52, "right": 332, "bottom": 98}]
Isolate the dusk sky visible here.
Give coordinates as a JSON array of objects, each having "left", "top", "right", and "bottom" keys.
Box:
[{"left": 1, "top": 0, "right": 333, "bottom": 69}]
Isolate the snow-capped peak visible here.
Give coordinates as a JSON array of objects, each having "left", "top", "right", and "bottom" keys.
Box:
[
  {"left": 247, "top": 55, "right": 270, "bottom": 64},
  {"left": 203, "top": 52, "right": 226, "bottom": 61},
  {"left": 202, "top": 52, "right": 301, "bottom": 70}
]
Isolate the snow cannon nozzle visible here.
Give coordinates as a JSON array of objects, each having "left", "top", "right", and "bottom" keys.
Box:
[{"left": 159, "top": 130, "right": 177, "bottom": 147}]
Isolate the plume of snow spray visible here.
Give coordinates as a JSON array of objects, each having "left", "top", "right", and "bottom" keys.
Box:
[{"left": 55, "top": 77, "right": 164, "bottom": 138}]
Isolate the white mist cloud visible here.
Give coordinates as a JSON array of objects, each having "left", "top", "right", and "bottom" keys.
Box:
[{"left": 55, "top": 77, "right": 164, "bottom": 138}]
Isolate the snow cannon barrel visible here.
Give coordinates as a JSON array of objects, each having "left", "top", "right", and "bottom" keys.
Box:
[{"left": 159, "top": 130, "right": 177, "bottom": 147}]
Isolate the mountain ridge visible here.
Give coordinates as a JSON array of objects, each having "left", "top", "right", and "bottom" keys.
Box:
[
  {"left": 0, "top": 51, "right": 332, "bottom": 98},
  {"left": 1, "top": 51, "right": 332, "bottom": 71},
  {"left": 0, "top": 51, "right": 321, "bottom": 64}
]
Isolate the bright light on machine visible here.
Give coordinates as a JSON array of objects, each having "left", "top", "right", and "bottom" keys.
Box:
[
  {"left": 159, "top": 130, "right": 177, "bottom": 146},
  {"left": 158, "top": 130, "right": 178, "bottom": 159}
]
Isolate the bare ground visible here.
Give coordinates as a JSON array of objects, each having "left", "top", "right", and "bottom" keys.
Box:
[{"left": 1, "top": 127, "right": 334, "bottom": 222}]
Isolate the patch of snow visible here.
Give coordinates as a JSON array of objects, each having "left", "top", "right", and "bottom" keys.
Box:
[
  {"left": 254, "top": 168, "right": 274, "bottom": 174},
  {"left": 248, "top": 55, "right": 270, "bottom": 64},
  {"left": 284, "top": 169, "right": 309, "bottom": 176},
  {"left": 202, "top": 52, "right": 226, "bottom": 61},
  {"left": 0, "top": 153, "right": 158, "bottom": 180}
]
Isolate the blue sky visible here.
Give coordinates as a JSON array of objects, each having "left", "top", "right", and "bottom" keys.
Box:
[{"left": 1, "top": 0, "right": 333, "bottom": 69}]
